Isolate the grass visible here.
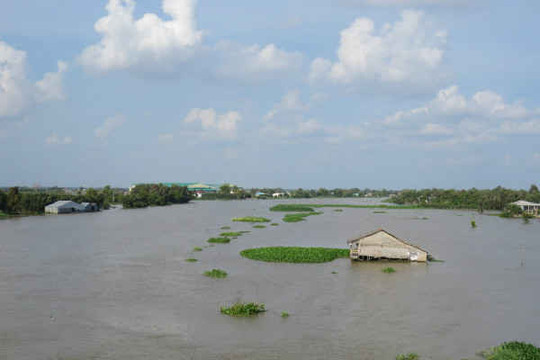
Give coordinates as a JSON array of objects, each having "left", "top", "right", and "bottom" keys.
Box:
[
  {"left": 270, "top": 223, "right": 280, "bottom": 226},
  {"left": 233, "top": 216, "right": 271, "bottom": 223},
  {"left": 221, "top": 226, "right": 231, "bottom": 230},
  {"left": 220, "top": 231, "right": 249, "bottom": 237},
  {"left": 281, "top": 311, "right": 289, "bottom": 318},
  {"left": 282, "top": 212, "right": 321, "bottom": 223},
  {"left": 185, "top": 258, "right": 198, "bottom": 262},
  {"left": 203, "top": 269, "right": 228, "bottom": 279},
  {"left": 396, "top": 353, "right": 419, "bottom": 360},
  {"left": 193, "top": 247, "right": 203, "bottom": 252},
  {"left": 240, "top": 247, "right": 349, "bottom": 263},
  {"left": 480, "top": 341, "right": 540, "bottom": 360},
  {"left": 383, "top": 267, "right": 396, "bottom": 273},
  {"left": 270, "top": 204, "right": 315, "bottom": 212},
  {"left": 253, "top": 225, "right": 266, "bottom": 229},
  {"left": 207, "top": 237, "right": 231, "bottom": 244},
  {"left": 220, "top": 302, "right": 266, "bottom": 317}
]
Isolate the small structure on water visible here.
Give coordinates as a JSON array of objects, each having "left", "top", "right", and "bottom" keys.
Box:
[
  {"left": 45, "top": 200, "right": 98, "bottom": 214},
  {"left": 348, "top": 229, "right": 428, "bottom": 262},
  {"left": 510, "top": 200, "right": 540, "bottom": 216}
]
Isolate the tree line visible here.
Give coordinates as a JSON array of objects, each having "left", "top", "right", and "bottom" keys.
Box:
[
  {"left": 389, "top": 185, "right": 540, "bottom": 212},
  {"left": 0, "top": 186, "right": 122, "bottom": 216},
  {"left": 122, "top": 184, "right": 190, "bottom": 208}
]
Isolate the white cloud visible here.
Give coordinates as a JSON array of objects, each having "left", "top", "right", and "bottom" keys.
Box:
[
  {"left": 95, "top": 114, "right": 126, "bottom": 139},
  {"left": 79, "top": 0, "right": 202, "bottom": 73},
  {"left": 158, "top": 133, "right": 174, "bottom": 143},
  {"left": 348, "top": 0, "right": 468, "bottom": 5},
  {"left": 46, "top": 133, "right": 73, "bottom": 145},
  {"left": 309, "top": 10, "right": 446, "bottom": 85},
  {"left": 183, "top": 108, "right": 241, "bottom": 140},
  {"left": 381, "top": 85, "right": 540, "bottom": 146},
  {"left": 264, "top": 90, "right": 307, "bottom": 121},
  {"left": 215, "top": 42, "right": 303, "bottom": 80},
  {"left": 0, "top": 41, "right": 66, "bottom": 119}
]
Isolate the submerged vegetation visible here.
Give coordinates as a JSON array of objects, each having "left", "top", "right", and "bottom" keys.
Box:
[
  {"left": 240, "top": 247, "right": 349, "bottom": 263},
  {"left": 203, "top": 269, "right": 228, "bottom": 279},
  {"left": 233, "top": 216, "right": 271, "bottom": 223},
  {"left": 480, "top": 341, "right": 540, "bottom": 360},
  {"left": 282, "top": 212, "right": 321, "bottom": 223},
  {"left": 383, "top": 267, "right": 396, "bottom": 273},
  {"left": 207, "top": 237, "right": 231, "bottom": 244},
  {"left": 220, "top": 302, "right": 266, "bottom": 317}
]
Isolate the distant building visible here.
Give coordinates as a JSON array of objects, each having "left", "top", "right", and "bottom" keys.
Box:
[
  {"left": 272, "top": 192, "right": 286, "bottom": 198},
  {"left": 510, "top": 200, "right": 540, "bottom": 216},
  {"left": 45, "top": 201, "right": 98, "bottom": 214},
  {"left": 348, "top": 229, "right": 428, "bottom": 262}
]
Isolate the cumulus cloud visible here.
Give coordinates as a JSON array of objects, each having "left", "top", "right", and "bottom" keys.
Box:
[
  {"left": 345, "top": 0, "right": 469, "bottom": 5},
  {"left": 79, "top": 0, "right": 202, "bottom": 73},
  {"left": 45, "top": 133, "right": 73, "bottom": 145},
  {"left": 183, "top": 108, "right": 241, "bottom": 140},
  {"left": 0, "top": 41, "right": 67, "bottom": 119},
  {"left": 381, "top": 85, "right": 540, "bottom": 146},
  {"left": 309, "top": 10, "right": 446, "bottom": 86},
  {"left": 95, "top": 114, "right": 126, "bottom": 140},
  {"left": 264, "top": 90, "right": 307, "bottom": 121},
  {"left": 215, "top": 42, "right": 303, "bottom": 80}
]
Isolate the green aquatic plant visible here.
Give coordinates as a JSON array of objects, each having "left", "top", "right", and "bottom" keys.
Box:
[
  {"left": 334, "top": 209, "right": 343, "bottom": 212},
  {"left": 270, "top": 204, "right": 315, "bottom": 212},
  {"left": 207, "top": 237, "right": 231, "bottom": 244},
  {"left": 240, "top": 247, "right": 349, "bottom": 263},
  {"left": 373, "top": 210, "right": 387, "bottom": 214},
  {"left": 253, "top": 225, "right": 266, "bottom": 229},
  {"left": 383, "top": 267, "right": 396, "bottom": 273},
  {"left": 481, "top": 341, "right": 540, "bottom": 360},
  {"left": 471, "top": 220, "right": 477, "bottom": 228},
  {"left": 193, "top": 247, "right": 203, "bottom": 252},
  {"left": 282, "top": 212, "right": 321, "bottom": 223},
  {"left": 203, "top": 269, "right": 228, "bottom": 279},
  {"left": 221, "top": 226, "right": 231, "bottom": 230},
  {"left": 233, "top": 216, "right": 271, "bottom": 223},
  {"left": 281, "top": 311, "right": 289, "bottom": 318},
  {"left": 220, "top": 302, "right": 266, "bottom": 317},
  {"left": 331, "top": 271, "right": 338, "bottom": 274},
  {"left": 185, "top": 258, "right": 198, "bottom": 262},
  {"left": 220, "top": 231, "right": 249, "bottom": 237},
  {"left": 396, "top": 353, "right": 419, "bottom": 360},
  {"left": 270, "top": 223, "right": 280, "bottom": 226}
]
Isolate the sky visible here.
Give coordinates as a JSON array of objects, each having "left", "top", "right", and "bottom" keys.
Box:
[{"left": 1, "top": 0, "right": 540, "bottom": 189}]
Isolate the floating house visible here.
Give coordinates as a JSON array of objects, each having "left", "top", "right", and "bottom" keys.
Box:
[
  {"left": 348, "top": 229, "right": 428, "bottom": 262},
  {"left": 45, "top": 201, "right": 98, "bottom": 214},
  {"left": 510, "top": 200, "right": 540, "bottom": 216}
]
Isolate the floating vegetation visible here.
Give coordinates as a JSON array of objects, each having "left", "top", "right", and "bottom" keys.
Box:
[
  {"left": 281, "top": 311, "right": 289, "bottom": 318},
  {"left": 471, "top": 220, "right": 477, "bottom": 228},
  {"left": 221, "top": 226, "right": 231, "bottom": 230},
  {"left": 233, "top": 216, "right": 271, "bottom": 223},
  {"left": 253, "top": 225, "right": 266, "bottom": 229},
  {"left": 207, "top": 237, "right": 231, "bottom": 244},
  {"left": 282, "top": 212, "right": 321, "bottom": 223},
  {"left": 203, "top": 269, "right": 228, "bottom": 279},
  {"left": 331, "top": 271, "right": 338, "bottom": 274},
  {"left": 240, "top": 247, "right": 349, "bottom": 263},
  {"left": 396, "top": 353, "right": 419, "bottom": 360},
  {"left": 373, "top": 211, "right": 387, "bottom": 214},
  {"left": 270, "top": 223, "right": 280, "bottom": 226},
  {"left": 270, "top": 204, "right": 315, "bottom": 212},
  {"left": 185, "top": 258, "right": 198, "bottom": 262},
  {"left": 220, "top": 302, "right": 266, "bottom": 317},
  {"left": 193, "top": 247, "right": 203, "bottom": 252},
  {"left": 480, "top": 341, "right": 540, "bottom": 360},
  {"left": 334, "top": 209, "right": 343, "bottom": 212},
  {"left": 383, "top": 267, "right": 396, "bottom": 273},
  {"left": 220, "top": 231, "right": 249, "bottom": 237}
]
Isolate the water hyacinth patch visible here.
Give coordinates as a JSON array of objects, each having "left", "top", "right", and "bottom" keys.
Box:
[
  {"left": 282, "top": 212, "right": 321, "bottom": 223},
  {"left": 270, "top": 204, "right": 315, "bottom": 212},
  {"left": 185, "top": 258, "right": 198, "bottom": 262},
  {"left": 383, "top": 267, "right": 396, "bottom": 273},
  {"left": 193, "top": 247, "right": 203, "bottom": 252},
  {"left": 220, "top": 231, "right": 249, "bottom": 237},
  {"left": 253, "top": 225, "right": 266, "bottom": 229},
  {"left": 480, "top": 341, "right": 540, "bottom": 360},
  {"left": 240, "top": 247, "right": 349, "bottom": 263},
  {"left": 207, "top": 237, "right": 231, "bottom": 244},
  {"left": 220, "top": 302, "right": 266, "bottom": 317},
  {"left": 232, "top": 217, "right": 271, "bottom": 223},
  {"left": 203, "top": 269, "right": 228, "bottom": 279}
]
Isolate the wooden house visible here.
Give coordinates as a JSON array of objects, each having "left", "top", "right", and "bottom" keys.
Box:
[{"left": 348, "top": 229, "right": 428, "bottom": 262}]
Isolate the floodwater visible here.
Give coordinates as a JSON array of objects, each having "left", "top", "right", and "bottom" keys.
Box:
[{"left": 0, "top": 199, "right": 539, "bottom": 360}]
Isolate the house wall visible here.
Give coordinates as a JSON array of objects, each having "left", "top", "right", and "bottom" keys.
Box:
[{"left": 350, "top": 232, "right": 428, "bottom": 262}]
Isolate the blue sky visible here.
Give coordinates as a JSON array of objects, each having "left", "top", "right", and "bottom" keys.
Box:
[{"left": 1, "top": 0, "right": 539, "bottom": 189}]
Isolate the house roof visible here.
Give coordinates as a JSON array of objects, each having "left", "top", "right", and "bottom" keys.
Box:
[
  {"left": 511, "top": 200, "right": 540, "bottom": 207},
  {"left": 347, "top": 228, "right": 428, "bottom": 253},
  {"left": 45, "top": 200, "right": 82, "bottom": 208}
]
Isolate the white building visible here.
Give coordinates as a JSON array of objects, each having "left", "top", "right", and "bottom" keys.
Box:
[
  {"left": 510, "top": 200, "right": 540, "bottom": 216},
  {"left": 45, "top": 201, "right": 97, "bottom": 214}
]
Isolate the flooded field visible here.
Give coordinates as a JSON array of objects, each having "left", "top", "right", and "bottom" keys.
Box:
[{"left": 0, "top": 199, "right": 539, "bottom": 359}]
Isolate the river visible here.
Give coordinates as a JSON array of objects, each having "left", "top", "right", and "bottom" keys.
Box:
[{"left": 0, "top": 199, "right": 539, "bottom": 359}]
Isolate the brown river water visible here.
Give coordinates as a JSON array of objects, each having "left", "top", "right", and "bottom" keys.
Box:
[{"left": 0, "top": 199, "right": 539, "bottom": 360}]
